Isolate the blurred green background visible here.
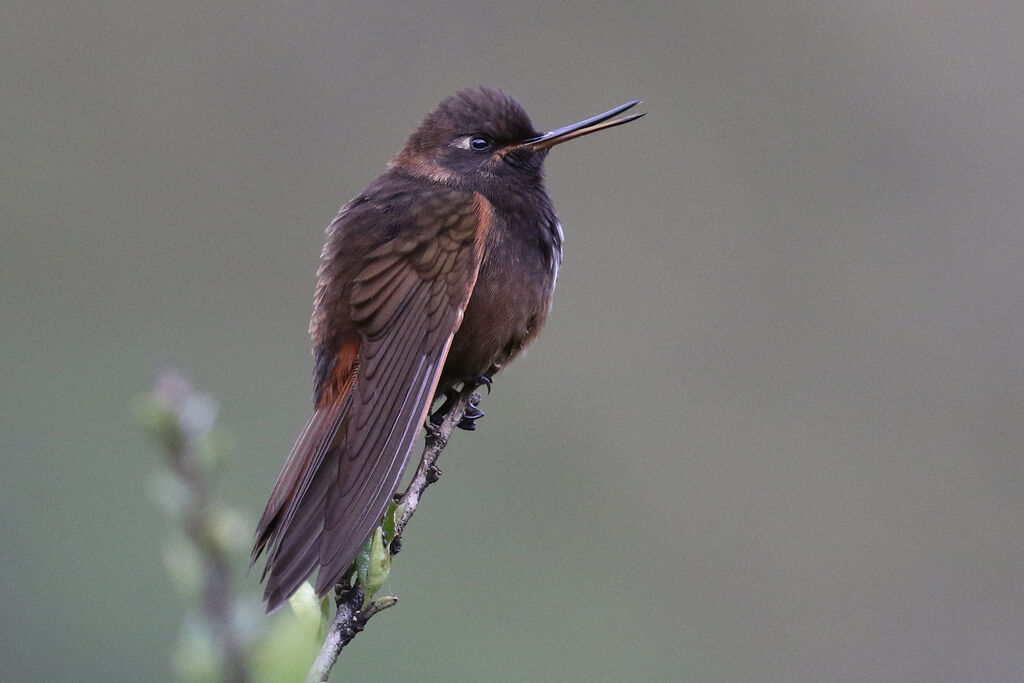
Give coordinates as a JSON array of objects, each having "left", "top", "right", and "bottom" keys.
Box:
[{"left": 3, "top": 2, "right": 1023, "bottom": 681}]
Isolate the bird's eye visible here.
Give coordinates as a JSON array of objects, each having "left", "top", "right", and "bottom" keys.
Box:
[{"left": 469, "top": 136, "right": 492, "bottom": 152}]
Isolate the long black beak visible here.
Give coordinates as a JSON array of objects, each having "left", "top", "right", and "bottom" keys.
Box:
[{"left": 524, "top": 100, "right": 645, "bottom": 151}]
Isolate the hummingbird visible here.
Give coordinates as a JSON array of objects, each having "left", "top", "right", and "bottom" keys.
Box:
[{"left": 253, "top": 87, "right": 643, "bottom": 610}]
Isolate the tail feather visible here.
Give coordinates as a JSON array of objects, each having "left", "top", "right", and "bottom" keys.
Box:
[
  {"left": 252, "top": 366, "right": 353, "bottom": 611},
  {"left": 260, "top": 454, "right": 334, "bottom": 608}
]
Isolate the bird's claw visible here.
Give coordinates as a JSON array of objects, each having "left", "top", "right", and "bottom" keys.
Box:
[
  {"left": 457, "top": 402, "right": 485, "bottom": 431},
  {"left": 473, "top": 374, "right": 493, "bottom": 394},
  {"left": 430, "top": 378, "right": 489, "bottom": 431}
]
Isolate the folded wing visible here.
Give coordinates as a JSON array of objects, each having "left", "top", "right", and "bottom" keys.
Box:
[{"left": 253, "top": 188, "right": 491, "bottom": 611}]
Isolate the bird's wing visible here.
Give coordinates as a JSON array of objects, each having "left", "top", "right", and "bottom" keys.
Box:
[{"left": 253, "top": 187, "right": 492, "bottom": 611}]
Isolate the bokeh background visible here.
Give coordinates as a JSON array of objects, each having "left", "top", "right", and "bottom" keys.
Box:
[{"left": 3, "top": 2, "right": 1023, "bottom": 681}]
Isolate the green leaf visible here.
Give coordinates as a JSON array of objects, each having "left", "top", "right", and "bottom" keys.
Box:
[
  {"left": 382, "top": 502, "right": 404, "bottom": 547},
  {"left": 194, "top": 425, "right": 236, "bottom": 473},
  {"left": 146, "top": 470, "right": 192, "bottom": 518},
  {"left": 173, "top": 613, "right": 220, "bottom": 683},
  {"left": 362, "top": 527, "right": 390, "bottom": 606},
  {"left": 353, "top": 535, "right": 373, "bottom": 587},
  {"left": 287, "top": 581, "right": 323, "bottom": 642},
  {"left": 371, "top": 596, "right": 398, "bottom": 613},
  {"left": 134, "top": 394, "right": 184, "bottom": 451},
  {"left": 251, "top": 608, "right": 320, "bottom": 683},
  {"left": 162, "top": 535, "right": 203, "bottom": 598},
  {"left": 319, "top": 593, "right": 330, "bottom": 642},
  {"left": 204, "top": 507, "right": 250, "bottom": 554}
]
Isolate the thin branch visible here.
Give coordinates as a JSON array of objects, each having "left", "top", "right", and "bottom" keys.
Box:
[
  {"left": 145, "top": 372, "right": 251, "bottom": 683},
  {"left": 306, "top": 387, "right": 480, "bottom": 683}
]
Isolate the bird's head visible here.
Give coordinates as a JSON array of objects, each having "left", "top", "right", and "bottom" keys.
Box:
[{"left": 392, "top": 87, "right": 643, "bottom": 192}]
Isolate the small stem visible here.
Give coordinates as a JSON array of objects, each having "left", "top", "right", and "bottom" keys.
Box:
[
  {"left": 397, "top": 390, "right": 477, "bottom": 532},
  {"left": 305, "top": 585, "right": 362, "bottom": 683},
  {"left": 306, "top": 385, "right": 478, "bottom": 682},
  {"left": 147, "top": 372, "right": 250, "bottom": 683}
]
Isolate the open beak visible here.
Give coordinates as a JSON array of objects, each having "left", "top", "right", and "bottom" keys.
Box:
[{"left": 524, "top": 100, "right": 645, "bottom": 151}]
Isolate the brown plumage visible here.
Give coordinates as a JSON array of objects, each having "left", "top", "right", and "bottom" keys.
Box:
[{"left": 253, "top": 87, "right": 643, "bottom": 611}]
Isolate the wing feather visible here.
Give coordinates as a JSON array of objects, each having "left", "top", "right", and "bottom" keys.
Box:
[{"left": 254, "top": 185, "right": 493, "bottom": 611}]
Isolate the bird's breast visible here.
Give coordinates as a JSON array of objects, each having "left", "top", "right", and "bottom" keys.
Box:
[{"left": 441, "top": 204, "right": 561, "bottom": 385}]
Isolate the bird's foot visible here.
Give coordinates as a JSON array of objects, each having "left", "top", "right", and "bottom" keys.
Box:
[
  {"left": 457, "top": 401, "right": 485, "bottom": 431},
  {"left": 430, "top": 378, "right": 490, "bottom": 431},
  {"left": 429, "top": 389, "right": 460, "bottom": 427},
  {"left": 455, "top": 376, "right": 490, "bottom": 429},
  {"left": 471, "top": 374, "right": 493, "bottom": 394}
]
